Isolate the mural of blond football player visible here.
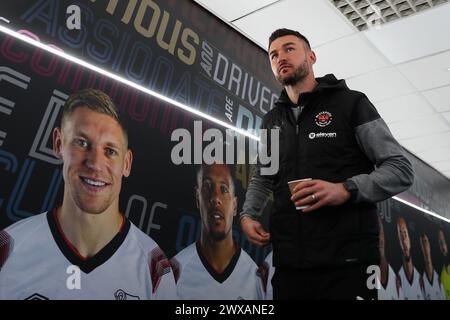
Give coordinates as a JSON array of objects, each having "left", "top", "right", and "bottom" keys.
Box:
[{"left": 0, "top": 89, "right": 176, "bottom": 300}]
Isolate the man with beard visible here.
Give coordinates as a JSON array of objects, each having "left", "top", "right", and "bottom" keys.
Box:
[
  {"left": 420, "top": 233, "right": 445, "bottom": 300},
  {"left": 240, "top": 28, "right": 414, "bottom": 300},
  {"left": 438, "top": 229, "right": 450, "bottom": 299},
  {"left": 396, "top": 216, "right": 424, "bottom": 299},
  {"left": 170, "top": 164, "right": 263, "bottom": 299},
  {"left": 0, "top": 89, "right": 176, "bottom": 299}
]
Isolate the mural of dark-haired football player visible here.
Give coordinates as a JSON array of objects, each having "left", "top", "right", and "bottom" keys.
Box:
[
  {"left": 377, "top": 215, "right": 403, "bottom": 300},
  {"left": 438, "top": 229, "right": 450, "bottom": 299},
  {"left": 396, "top": 216, "right": 424, "bottom": 300},
  {"left": 420, "top": 233, "right": 445, "bottom": 300},
  {"left": 170, "top": 164, "right": 263, "bottom": 299},
  {"left": 0, "top": 89, "right": 176, "bottom": 299}
]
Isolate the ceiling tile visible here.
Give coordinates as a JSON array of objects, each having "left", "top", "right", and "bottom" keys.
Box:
[
  {"left": 388, "top": 114, "right": 449, "bottom": 140},
  {"left": 442, "top": 111, "right": 450, "bottom": 124},
  {"left": 416, "top": 147, "right": 450, "bottom": 163},
  {"left": 399, "top": 132, "right": 450, "bottom": 153},
  {"left": 363, "top": 3, "right": 450, "bottom": 64},
  {"left": 346, "top": 68, "right": 415, "bottom": 102},
  {"left": 422, "top": 85, "right": 450, "bottom": 112},
  {"left": 375, "top": 93, "right": 435, "bottom": 124},
  {"left": 233, "top": 0, "right": 355, "bottom": 49},
  {"left": 440, "top": 170, "right": 450, "bottom": 179},
  {"left": 429, "top": 160, "right": 450, "bottom": 172},
  {"left": 314, "top": 33, "right": 388, "bottom": 78},
  {"left": 397, "top": 50, "right": 450, "bottom": 91},
  {"left": 195, "top": 0, "right": 278, "bottom": 21}
]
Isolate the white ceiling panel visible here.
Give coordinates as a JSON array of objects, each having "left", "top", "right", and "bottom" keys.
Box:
[
  {"left": 313, "top": 33, "right": 388, "bottom": 79},
  {"left": 441, "top": 170, "right": 450, "bottom": 178},
  {"left": 375, "top": 93, "right": 435, "bottom": 124},
  {"left": 363, "top": 3, "right": 450, "bottom": 64},
  {"left": 388, "top": 114, "right": 449, "bottom": 140},
  {"left": 442, "top": 111, "right": 450, "bottom": 124},
  {"left": 233, "top": 0, "right": 355, "bottom": 50},
  {"left": 422, "top": 85, "right": 450, "bottom": 112},
  {"left": 399, "top": 132, "right": 450, "bottom": 153},
  {"left": 194, "top": 0, "right": 279, "bottom": 21},
  {"left": 430, "top": 160, "right": 450, "bottom": 173},
  {"left": 397, "top": 50, "right": 450, "bottom": 91},
  {"left": 346, "top": 68, "right": 415, "bottom": 102},
  {"left": 416, "top": 147, "right": 450, "bottom": 164}
]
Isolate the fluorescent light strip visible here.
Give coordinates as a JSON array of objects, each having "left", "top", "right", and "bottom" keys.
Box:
[
  {"left": 0, "top": 24, "right": 260, "bottom": 141},
  {"left": 393, "top": 196, "right": 450, "bottom": 224}
]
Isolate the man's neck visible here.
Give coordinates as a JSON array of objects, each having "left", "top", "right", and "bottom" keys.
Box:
[
  {"left": 403, "top": 258, "right": 414, "bottom": 281},
  {"left": 57, "top": 200, "right": 123, "bottom": 258},
  {"left": 285, "top": 76, "right": 318, "bottom": 105},
  {"left": 380, "top": 256, "right": 389, "bottom": 286},
  {"left": 199, "top": 235, "right": 236, "bottom": 274},
  {"left": 425, "top": 263, "right": 434, "bottom": 282}
]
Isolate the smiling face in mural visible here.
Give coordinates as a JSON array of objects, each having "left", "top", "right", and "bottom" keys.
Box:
[{"left": 53, "top": 107, "right": 132, "bottom": 215}]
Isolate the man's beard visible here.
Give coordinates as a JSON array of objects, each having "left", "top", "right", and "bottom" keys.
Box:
[{"left": 277, "top": 58, "right": 309, "bottom": 86}]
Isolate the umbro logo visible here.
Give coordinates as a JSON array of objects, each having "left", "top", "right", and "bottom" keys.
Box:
[
  {"left": 114, "top": 289, "right": 140, "bottom": 300},
  {"left": 25, "top": 293, "right": 49, "bottom": 300}
]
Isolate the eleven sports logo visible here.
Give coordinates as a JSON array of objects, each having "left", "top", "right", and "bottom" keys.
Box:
[{"left": 309, "top": 111, "right": 336, "bottom": 139}]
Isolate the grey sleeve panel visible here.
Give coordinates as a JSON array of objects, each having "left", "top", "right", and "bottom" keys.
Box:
[
  {"left": 351, "top": 117, "right": 414, "bottom": 203},
  {"left": 240, "top": 163, "right": 273, "bottom": 219}
]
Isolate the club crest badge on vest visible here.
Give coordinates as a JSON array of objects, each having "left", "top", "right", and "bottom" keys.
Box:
[{"left": 315, "top": 111, "right": 332, "bottom": 127}]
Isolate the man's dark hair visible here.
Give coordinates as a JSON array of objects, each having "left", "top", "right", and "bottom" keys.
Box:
[
  {"left": 268, "top": 28, "right": 311, "bottom": 50},
  {"left": 61, "top": 88, "right": 128, "bottom": 144},
  {"left": 196, "top": 164, "right": 236, "bottom": 196}
]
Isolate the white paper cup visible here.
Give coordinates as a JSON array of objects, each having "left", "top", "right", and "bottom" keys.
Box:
[{"left": 288, "top": 178, "right": 312, "bottom": 210}]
